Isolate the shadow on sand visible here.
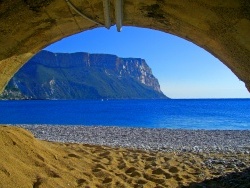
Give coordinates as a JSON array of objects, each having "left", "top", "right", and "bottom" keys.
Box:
[{"left": 183, "top": 167, "right": 250, "bottom": 188}]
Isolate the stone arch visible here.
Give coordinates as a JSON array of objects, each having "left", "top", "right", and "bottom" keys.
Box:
[{"left": 0, "top": 0, "right": 249, "bottom": 92}]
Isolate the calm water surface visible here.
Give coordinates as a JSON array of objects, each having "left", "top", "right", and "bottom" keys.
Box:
[{"left": 0, "top": 99, "right": 249, "bottom": 130}]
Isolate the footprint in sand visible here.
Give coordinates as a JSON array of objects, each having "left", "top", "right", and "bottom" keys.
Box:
[
  {"left": 97, "top": 151, "right": 113, "bottom": 165},
  {"left": 115, "top": 181, "right": 128, "bottom": 187},
  {"left": 34, "top": 161, "right": 46, "bottom": 168},
  {"left": 169, "top": 166, "right": 179, "bottom": 174},
  {"left": 68, "top": 153, "right": 81, "bottom": 159},
  {"left": 33, "top": 176, "right": 43, "bottom": 188},
  {"left": 66, "top": 165, "right": 75, "bottom": 171},
  {"left": 124, "top": 167, "right": 142, "bottom": 177},
  {"left": 144, "top": 164, "right": 151, "bottom": 170},
  {"left": 173, "top": 174, "right": 183, "bottom": 181},
  {"left": 143, "top": 173, "right": 165, "bottom": 184},
  {"left": 45, "top": 169, "right": 61, "bottom": 178},
  {"left": 76, "top": 178, "right": 87, "bottom": 187},
  {"left": 102, "top": 177, "right": 112, "bottom": 184},
  {"left": 0, "top": 166, "right": 10, "bottom": 176},
  {"left": 152, "top": 168, "right": 172, "bottom": 179},
  {"left": 144, "top": 156, "right": 158, "bottom": 167},
  {"left": 115, "top": 173, "right": 128, "bottom": 181},
  {"left": 125, "top": 167, "right": 137, "bottom": 174},
  {"left": 99, "top": 151, "right": 111, "bottom": 157},
  {"left": 118, "top": 162, "right": 127, "bottom": 170},
  {"left": 145, "top": 156, "right": 156, "bottom": 162},
  {"left": 95, "top": 163, "right": 106, "bottom": 170},
  {"left": 130, "top": 171, "right": 141, "bottom": 178},
  {"left": 137, "top": 179, "right": 147, "bottom": 185},
  {"left": 92, "top": 164, "right": 111, "bottom": 178},
  {"left": 152, "top": 168, "right": 165, "bottom": 175},
  {"left": 164, "top": 157, "right": 171, "bottom": 162},
  {"left": 36, "top": 154, "right": 45, "bottom": 162},
  {"left": 134, "top": 184, "right": 144, "bottom": 188},
  {"left": 182, "top": 174, "right": 192, "bottom": 180},
  {"left": 92, "top": 159, "right": 100, "bottom": 163},
  {"left": 92, "top": 168, "right": 102, "bottom": 173}
]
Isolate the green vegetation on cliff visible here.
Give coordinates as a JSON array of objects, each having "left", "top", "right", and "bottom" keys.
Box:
[{"left": 0, "top": 50, "right": 168, "bottom": 100}]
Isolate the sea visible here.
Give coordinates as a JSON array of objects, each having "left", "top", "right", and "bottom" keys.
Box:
[{"left": 0, "top": 99, "right": 250, "bottom": 130}]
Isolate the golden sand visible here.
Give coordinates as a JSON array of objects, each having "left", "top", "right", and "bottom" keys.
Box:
[{"left": 0, "top": 125, "right": 249, "bottom": 188}]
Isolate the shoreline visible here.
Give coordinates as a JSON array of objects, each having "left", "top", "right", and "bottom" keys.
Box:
[
  {"left": 1, "top": 125, "right": 250, "bottom": 187},
  {"left": 16, "top": 124, "right": 250, "bottom": 154}
]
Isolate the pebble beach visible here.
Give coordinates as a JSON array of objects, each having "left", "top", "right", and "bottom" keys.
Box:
[{"left": 18, "top": 124, "right": 250, "bottom": 154}]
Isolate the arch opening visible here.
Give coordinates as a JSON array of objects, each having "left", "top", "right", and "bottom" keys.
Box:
[
  {"left": 0, "top": 0, "right": 249, "bottom": 93},
  {"left": 1, "top": 26, "right": 250, "bottom": 99}
]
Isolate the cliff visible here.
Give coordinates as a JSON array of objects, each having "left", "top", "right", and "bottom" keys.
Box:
[{"left": 0, "top": 50, "right": 168, "bottom": 100}]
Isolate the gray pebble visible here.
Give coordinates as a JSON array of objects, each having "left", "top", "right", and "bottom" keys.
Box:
[{"left": 12, "top": 124, "right": 250, "bottom": 154}]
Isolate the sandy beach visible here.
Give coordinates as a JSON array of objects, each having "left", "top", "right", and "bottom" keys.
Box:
[{"left": 0, "top": 125, "right": 250, "bottom": 188}]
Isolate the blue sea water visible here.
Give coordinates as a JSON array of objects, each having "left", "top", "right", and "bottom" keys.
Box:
[{"left": 0, "top": 99, "right": 249, "bottom": 130}]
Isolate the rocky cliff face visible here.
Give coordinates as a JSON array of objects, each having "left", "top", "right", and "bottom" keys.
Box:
[{"left": 0, "top": 50, "right": 167, "bottom": 99}]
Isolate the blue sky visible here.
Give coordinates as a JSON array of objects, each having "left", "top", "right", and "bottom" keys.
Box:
[{"left": 44, "top": 26, "right": 249, "bottom": 99}]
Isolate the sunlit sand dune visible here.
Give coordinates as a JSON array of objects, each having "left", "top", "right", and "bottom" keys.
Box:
[{"left": 0, "top": 125, "right": 249, "bottom": 188}]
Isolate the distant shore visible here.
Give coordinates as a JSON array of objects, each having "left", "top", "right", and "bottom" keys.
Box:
[{"left": 16, "top": 124, "right": 250, "bottom": 153}]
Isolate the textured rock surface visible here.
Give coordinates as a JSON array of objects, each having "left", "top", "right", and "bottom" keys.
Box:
[
  {"left": 1, "top": 50, "right": 166, "bottom": 99},
  {"left": 0, "top": 0, "right": 250, "bottom": 92}
]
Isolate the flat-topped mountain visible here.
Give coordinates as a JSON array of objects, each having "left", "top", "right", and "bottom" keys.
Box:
[{"left": 0, "top": 50, "right": 168, "bottom": 99}]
